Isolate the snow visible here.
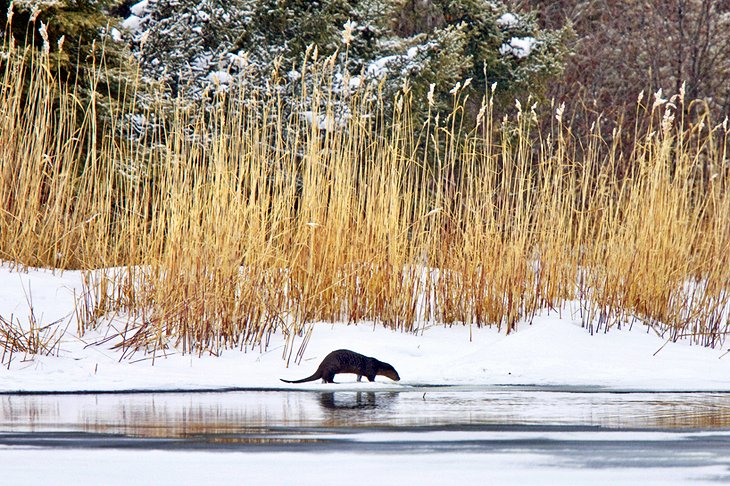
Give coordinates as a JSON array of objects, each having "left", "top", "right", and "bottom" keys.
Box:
[
  {"left": 366, "top": 55, "right": 400, "bottom": 78},
  {"left": 122, "top": 15, "right": 143, "bottom": 33},
  {"left": 124, "top": 1, "right": 151, "bottom": 34},
  {"left": 365, "top": 46, "right": 423, "bottom": 79},
  {"left": 497, "top": 13, "right": 520, "bottom": 28},
  {"left": 109, "top": 28, "right": 122, "bottom": 42},
  {"left": 287, "top": 69, "right": 301, "bottom": 81},
  {"left": 129, "top": 0, "right": 149, "bottom": 17},
  {"left": 207, "top": 70, "right": 233, "bottom": 86},
  {"left": 1, "top": 448, "right": 727, "bottom": 486},
  {"left": 301, "top": 111, "right": 336, "bottom": 131},
  {"left": 1, "top": 263, "right": 729, "bottom": 393},
  {"left": 3, "top": 263, "right": 730, "bottom": 483},
  {"left": 500, "top": 37, "right": 537, "bottom": 59}
]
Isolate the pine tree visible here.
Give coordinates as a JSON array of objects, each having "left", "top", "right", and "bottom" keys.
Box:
[
  {"left": 125, "top": 0, "right": 393, "bottom": 97},
  {"left": 124, "top": 0, "right": 568, "bottom": 125},
  {"left": 2, "top": 1, "right": 139, "bottom": 126},
  {"left": 386, "top": 0, "right": 570, "bottom": 118}
]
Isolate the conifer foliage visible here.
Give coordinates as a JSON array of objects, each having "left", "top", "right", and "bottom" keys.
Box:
[
  {"left": 123, "top": 0, "right": 569, "bottom": 120},
  {"left": 2, "top": 1, "right": 135, "bottom": 121}
]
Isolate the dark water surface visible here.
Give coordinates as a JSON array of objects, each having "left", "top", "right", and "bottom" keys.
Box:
[{"left": 2, "top": 387, "right": 730, "bottom": 480}]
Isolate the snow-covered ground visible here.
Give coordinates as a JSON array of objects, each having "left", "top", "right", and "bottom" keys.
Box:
[
  {"left": 1, "top": 448, "right": 728, "bottom": 486},
  {"left": 3, "top": 264, "right": 730, "bottom": 485},
  {"left": 1, "top": 263, "right": 728, "bottom": 392}
]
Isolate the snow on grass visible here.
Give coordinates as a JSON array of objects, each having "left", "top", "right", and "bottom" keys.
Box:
[{"left": 0, "top": 264, "right": 728, "bottom": 393}]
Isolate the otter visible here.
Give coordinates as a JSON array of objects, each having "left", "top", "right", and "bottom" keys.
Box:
[{"left": 280, "top": 349, "right": 401, "bottom": 384}]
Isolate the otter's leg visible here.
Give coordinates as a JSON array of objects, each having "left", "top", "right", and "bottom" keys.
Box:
[
  {"left": 357, "top": 375, "right": 362, "bottom": 382},
  {"left": 323, "top": 372, "right": 336, "bottom": 383},
  {"left": 367, "top": 375, "right": 376, "bottom": 382}
]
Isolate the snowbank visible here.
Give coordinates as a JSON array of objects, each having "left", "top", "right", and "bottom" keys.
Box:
[{"left": 1, "top": 264, "right": 728, "bottom": 393}]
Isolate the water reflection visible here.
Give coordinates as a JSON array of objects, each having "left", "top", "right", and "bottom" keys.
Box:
[
  {"left": 2, "top": 390, "right": 730, "bottom": 439},
  {"left": 633, "top": 396, "right": 730, "bottom": 429},
  {"left": 318, "top": 391, "right": 398, "bottom": 411}
]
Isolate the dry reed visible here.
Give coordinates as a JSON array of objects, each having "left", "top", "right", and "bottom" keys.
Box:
[{"left": 1, "top": 32, "right": 728, "bottom": 359}]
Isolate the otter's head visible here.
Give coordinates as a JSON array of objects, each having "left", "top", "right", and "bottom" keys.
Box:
[{"left": 380, "top": 362, "right": 401, "bottom": 381}]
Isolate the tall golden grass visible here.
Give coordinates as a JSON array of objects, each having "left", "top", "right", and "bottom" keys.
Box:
[{"left": 1, "top": 36, "right": 728, "bottom": 358}]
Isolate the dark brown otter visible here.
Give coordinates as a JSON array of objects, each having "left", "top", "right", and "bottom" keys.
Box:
[{"left": 280, "top": 349, "right": 401, "bottom": 384}]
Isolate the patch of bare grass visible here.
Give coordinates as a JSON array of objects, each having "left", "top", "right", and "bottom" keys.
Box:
[{"left": 0, "top": 312, "right": 65, "bottom": 368}]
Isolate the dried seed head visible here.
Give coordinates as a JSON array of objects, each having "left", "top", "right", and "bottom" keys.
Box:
[
  {"left": 30, "top": 5, "right": 41, "bottom": 22},
  {"left": 427, "top": 83, "right": 435, "bottom": 107},
  {"left": 401, "top": 77, "right": 411, "bottom": 95},
  {"left": 139, "top": 31, "right": 150, "bottom": 50},
  {"left": 679, "top": 81, "right": 686, "bottom": 104},
  {"left": 341, "top": 20, "right": 356, "bottom": 46},
  {"left": 652, "top": 88, "right": 667, "bottom": 110},
  {"left": 476, "top": 103, "right": 486, "bottom": 127},
  {"left": 39, "top": 21, "right": 49, "bottom": 56},
  {"left": 555, "top": 102, "right": 565, "bottom": 124},
  {"left": 661, "top": 108, "right": 675, "bottom": 133}
]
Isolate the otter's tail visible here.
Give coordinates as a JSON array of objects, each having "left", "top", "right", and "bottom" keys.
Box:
[{"left": 280, "top": 371, "right": 322, "bottom": 384}]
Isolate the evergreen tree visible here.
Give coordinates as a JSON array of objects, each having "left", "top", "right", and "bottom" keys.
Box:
[
  {"left": 124, "top": 0, "right": 569, "bottom": 124},
  {"left": 2, "top": 1, "right": 138, "bottom": 126},
  {"left": 384, "top": 0, "right": 570, "bottom": 118},
  {"left": 125, "top": 0, "right": 392, "bottom": 97}
]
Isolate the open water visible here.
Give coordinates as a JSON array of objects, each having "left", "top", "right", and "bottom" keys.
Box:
[{"left": 2, "top": 386, "right": 730, "bottom": 483}]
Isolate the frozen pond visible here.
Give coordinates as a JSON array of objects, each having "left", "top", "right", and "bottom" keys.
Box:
[{"left": 2, "top": 387, "right": 730, "bottom": 484}]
